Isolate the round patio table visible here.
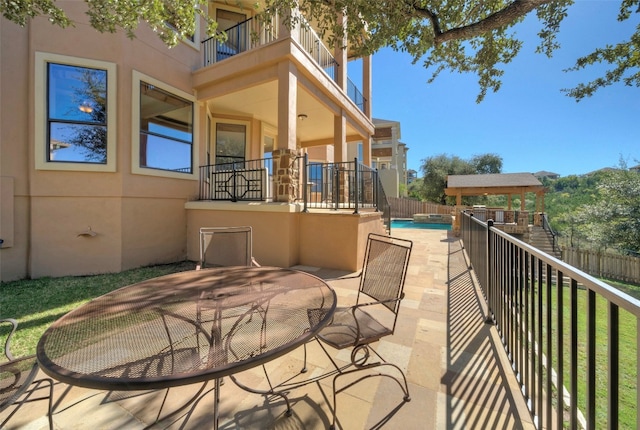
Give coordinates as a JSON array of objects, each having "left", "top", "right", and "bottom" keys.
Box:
[{"left": 36, "top": 266, "right": 336, "bottom": 427}]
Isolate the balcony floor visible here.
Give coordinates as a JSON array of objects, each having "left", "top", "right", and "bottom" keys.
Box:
[{"left": 2, "top": 230, "right": 535, "bottom": 429}]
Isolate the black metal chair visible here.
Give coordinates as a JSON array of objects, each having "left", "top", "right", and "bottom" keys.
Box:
[
  {"left": 309, "top": 233, "right": 413, "bottom": 429},
  {"left": 1, "top": 318, "right": 53, "bottom": 429},
  {"left": 196, "top": 226, "right": 260, "bottom": 269}
]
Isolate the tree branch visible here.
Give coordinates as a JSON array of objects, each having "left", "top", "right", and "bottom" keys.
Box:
[{"left": 410, "top": 0, "right": 552, "bottom": 44}]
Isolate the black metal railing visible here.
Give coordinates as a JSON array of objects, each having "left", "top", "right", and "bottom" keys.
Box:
[
  {"left": 199, "top": 158, "right": 273, "bottom": 201},
  {"left": 347, "top": 77, "right": 365, "bottom": 111},
  {"left": 541, "top": 213, "right": 561, "bottom": 255},
  {"left": 200, "top": 12, "right": 365, "bottom": 113},
  {"left": 461, "top": 211, "right": 640, "bottom": 430},
  {"left": 302, "top": 156, "right": 389, "bottom": 216},
  {"left": 202, "top": 14, "right": 278, "bottom": 65},
  {"left": 198, "top": 155, "right": 390, "bottom": 224}
]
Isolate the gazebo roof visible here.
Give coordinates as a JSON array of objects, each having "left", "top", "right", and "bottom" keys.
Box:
[{"left": 445, "top": 173, "right": 544, "bottom": 196}]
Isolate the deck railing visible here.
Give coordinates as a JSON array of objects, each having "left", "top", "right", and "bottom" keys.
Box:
[
  {"left": 460, "top": 211, "right": 640, "bottom": 429},
  {"left": 298, "top": 20, "right": 338, "bottom": 80},
  {"left": 347, "top": 77, "right": 365, "bottom": 111},
  {"left": 200, "top": 12, "right": 364, "bottom": 111},
  {"left": 202, "top": 14, "right": 278, "bottom": 65},
  {"left": 199, "top": 158, "right": 274, "bottom": 202},
  {"left": 302, "top": 156, "right": 389, "bottom": 219},
  {"left": 198, "top": 156, "right": 389, "bottom": 225}
]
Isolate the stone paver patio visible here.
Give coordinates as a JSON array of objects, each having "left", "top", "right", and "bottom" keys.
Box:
[{"left": 1, "top": 229, "right": 535, "bottom": 429}]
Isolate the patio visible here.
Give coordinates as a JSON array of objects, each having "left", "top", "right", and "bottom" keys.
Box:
[{"left": 1, "top": 229, "right": 535, "bottom": 429}]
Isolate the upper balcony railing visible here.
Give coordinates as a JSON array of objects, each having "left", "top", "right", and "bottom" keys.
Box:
[
  {"left": 202, "top": 13, "right": 278, "bottom": 66},
  {"left": 201, "top": 12, "right": 364, "bottom": 111},
  {"left": 297, "top": 20, "right": 337, "bottom": 81},
  {"left": 460, "top": 211, "right": 640, "bottom": 429},
  {"left": 347, "top": 77, "right": 365, "bottom": 111}
]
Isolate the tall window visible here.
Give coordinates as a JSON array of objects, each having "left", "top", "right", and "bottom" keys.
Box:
[
  {"left": 139, "top": 82, "right": 193, "bottom": 173},
  {"left": 36, "top": 53, "right": 116, "bottom": 172},
  {"left": 215, "top": 123, "right": 246, "bottom": 166},
  {"left": 47, "top": 63, "right": 108, "bottom": 164}
]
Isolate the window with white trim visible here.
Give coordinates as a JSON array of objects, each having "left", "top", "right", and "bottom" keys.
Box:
[
  {"left": 132, "top": 71, "right": 197, "bottom": 178},
  {"left": 35, "top": 52, "right": 117, "bottom": 172}
]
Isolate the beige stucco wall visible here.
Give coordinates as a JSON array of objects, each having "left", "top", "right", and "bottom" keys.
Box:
[
  {"left": 0, "top": 18, "right": 31, "bottom": 281},
  {"left": 1, "top": 1, "right": 379, "bottom": 281},
  {"left": 379, "top": 168, "right": 400, "bottom": 198},
  {"left": 186, "top": 202, "right": 302, "bottom": 268},
  {"left": 0, "top": 2, "right": 203, "bottom": 280},
  {"left": 186, "top": 202, "right": 386, "bottom": 272},
  {"left": 298, "top": 211, "right": 386, "bottom": 271}
]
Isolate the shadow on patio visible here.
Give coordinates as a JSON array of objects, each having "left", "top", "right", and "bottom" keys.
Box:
[
  {"left": 442, "top": 234, "right": 533, "bottom": 429},
  {"left": 1, "top": 229, "right": 535, "bottom": 429}
]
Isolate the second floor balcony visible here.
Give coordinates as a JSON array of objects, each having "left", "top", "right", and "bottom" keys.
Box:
[{"left": 199, "top": 11, "right": 366, "bottom": 112}]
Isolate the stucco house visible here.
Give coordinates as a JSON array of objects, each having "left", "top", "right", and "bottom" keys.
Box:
[{"left": 0, "top": 1, "right": 387, "bottom": 282}]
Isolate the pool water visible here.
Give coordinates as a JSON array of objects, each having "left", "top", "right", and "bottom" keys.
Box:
[{"left": 391, "top": 219, "right": 452, "bottom": 230}]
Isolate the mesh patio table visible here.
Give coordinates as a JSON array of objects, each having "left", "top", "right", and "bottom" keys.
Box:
[{"left": 36, "top": 266, "right": 336, "bottom": 428}]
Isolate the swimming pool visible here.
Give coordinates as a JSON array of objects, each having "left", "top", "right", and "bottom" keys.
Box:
[{"left": 391, "top": 219, "right": 452, "bottom": 230}]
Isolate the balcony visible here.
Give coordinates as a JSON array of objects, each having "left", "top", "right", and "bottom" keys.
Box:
[
  {"left": 200, "top": 12, "right": 366, "bottom": 112},
  {"left": 197, "top": 157, "right": 390, "bottom": 226}
]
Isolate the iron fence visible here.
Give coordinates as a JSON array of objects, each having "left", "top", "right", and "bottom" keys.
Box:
[
  {"left": 198, "top": 156, "right": 390, "bottom": 228},
  {"left": 461, "top": 211, "right": 640, "bottom": 429},
  {"left": 202, "top": 14, "right": 278, "bottom": 66},
  {"left": 199, "top": 158, "right": 273, "bottom": 202}
]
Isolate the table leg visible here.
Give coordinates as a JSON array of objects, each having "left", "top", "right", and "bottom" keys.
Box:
[{"left": 214, "top": 378, "right": 221, "bottom": 430}]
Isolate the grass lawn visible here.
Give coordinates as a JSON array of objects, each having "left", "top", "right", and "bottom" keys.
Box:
[
  {"left": 542, "top": 279, "right": 638, "bottom": 429},
  {"left": 0, "top": 261, "right": 195, "bottom": 357}
]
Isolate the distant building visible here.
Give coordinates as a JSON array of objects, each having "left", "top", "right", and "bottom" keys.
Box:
[
  {"left": 372, "top": 118, "right": 410, "bottom": 197},
  {"left": 629, "top": 164, "right": 640, "bottom": 173},
  {"left": 534, "top": 171, "right": 560, "bottom": 180}
]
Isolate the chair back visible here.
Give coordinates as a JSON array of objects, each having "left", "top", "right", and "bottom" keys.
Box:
[
  {"left": 199, "top": 226, "right": 253, "bottom": 268},
  {"left": 358, "top": 233, "right": 412, "bottom": 316}
]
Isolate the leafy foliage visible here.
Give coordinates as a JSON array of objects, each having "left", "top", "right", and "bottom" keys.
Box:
[
  {"left": 561, "top": 0, "right": 640, "bottom": 100},
  {"left": 418, "top": 153, "right": 502, "bottom": 204},
  {"left": 541, "top": 167, "right": 640, "bottom": 254},
  {"left": 2, "top": 1, "right": 638, "bottom": 101}
]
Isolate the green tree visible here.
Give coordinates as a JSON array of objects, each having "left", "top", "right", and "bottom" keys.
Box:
[
  {"left": 2, "top": 1, "right": 638, "bottom": 102},
  {"left": 574, "top": 167, "right": 640, "bottom": 253},
  {"left": 407, "top": 177, "right": 425, "bottom": 200},
  {"left": 420, "top": 153, "right": 502, "bottom": 204},
  {"left": 471, "top": 153, "right": 503, "bottom": 174}
]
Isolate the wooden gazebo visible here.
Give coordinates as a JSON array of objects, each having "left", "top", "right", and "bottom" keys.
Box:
[{"left": 445, "top": 172, "right": 545, "bottom": 212}]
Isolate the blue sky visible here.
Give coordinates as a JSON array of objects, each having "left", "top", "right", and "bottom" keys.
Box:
[{"left": 369, "top": 0, "right": 639, "bottom": 177}]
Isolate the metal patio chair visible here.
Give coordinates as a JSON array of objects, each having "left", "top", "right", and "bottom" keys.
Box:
[
  {"left": 1, "top": 318, "right": 53, "bottom": 430},
  {"left": 308, "top": 233, "right": 413, "bottom": 429},
  {"left": 196, "top": 226, "right": 260, "bottom": 269}
]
